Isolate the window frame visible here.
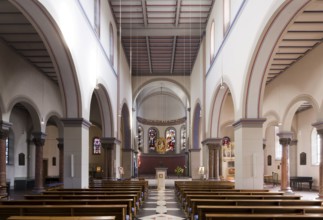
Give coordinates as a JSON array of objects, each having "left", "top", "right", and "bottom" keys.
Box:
[{"left": 311, "top": 128, "right": 321, "bottom": 165}]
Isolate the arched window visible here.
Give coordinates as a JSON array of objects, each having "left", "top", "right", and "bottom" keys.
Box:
[
  {"left": 275, "top": 126, "right": 282, "bottom": 160},
  {"left": 223, "top": 0, "right": 231, "bottom": 36},
  {"left": 311, "top": 128, "right": 320, "bottom": 165},
  {"left": 109, "top": 23, "right": 114, "bottom": 66},
  {"left": 148, "top": 127, "right": 158, "bottom": 151},
  {"left": 210, "top": 20, "right": 215, "bottom": 61},
  {"left": 165, "top": 127, "right": 176, "bottom": 152},
  {"left": 137, "top": 126, "right": 143, "bottom": 151},
  {"left": 5, "top": 137, "right": 9, "bottom": 164},
  {"left": 180, "top": 125, "right": 186, "bottom": 151}
]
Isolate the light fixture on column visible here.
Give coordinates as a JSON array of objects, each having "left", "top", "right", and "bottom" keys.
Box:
[
  {"left": 95, "top": 78, "right": 99, "bottom": 90},
  {"left": 220, "top": 76, "right": 225, "bottom": 90}
]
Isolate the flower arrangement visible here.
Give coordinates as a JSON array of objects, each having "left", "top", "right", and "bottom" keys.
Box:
[{"left": 174, "top": 166, "right": 184, "bottom": 176}]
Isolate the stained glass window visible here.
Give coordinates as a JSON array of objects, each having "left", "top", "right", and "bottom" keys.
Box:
[
  {"left": 166, "top": 128, "right": 176, "bottom": 152},
  {"left": 148, "top": 128, "right": 158, "bottom": 151},
  {"left": 93, "top": 137, "right": 101, "bottom": 155}
]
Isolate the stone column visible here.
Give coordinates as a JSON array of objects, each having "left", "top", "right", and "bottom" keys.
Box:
[
  {"left": 312, "top": 122, "right": 323, "bottom": 198},
  {"left": 277, "top": 132, "right": 293, "bottom": 194},
  {"left": 32, "top": 132, "right": 46, "bottom": 193},
  {"left": 202, "top": 138, "right": 222, "bottom": 180},
  {"left": 101, "top": 137, "right": 120, "bottom": 180},
  {"left": 233, "top": 118, "right": 266, "bottom": 189},
  {"left": 0, "top": 121, "right": 12, "bottom": 197},
  {"left": 56, "top": 138, "right": 64, "bottom": 183}
]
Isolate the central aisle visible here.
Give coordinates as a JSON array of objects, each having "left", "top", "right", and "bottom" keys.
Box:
[{"left": 136, "top": 188, "right": 186, "bottom": 220}]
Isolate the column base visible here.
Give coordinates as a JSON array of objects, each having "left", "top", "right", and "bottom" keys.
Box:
[
  {"left": 279, "top": 188, "right": 294, "bottom": 195},
  {"left": 0, "top": 187, "right": 7, "bottom": 198},
  {"left": 208, "top": 177, "right": 221, "bottom": 181},
  {"left": 32, "top": 187, "right": 44, "bottom": 194}
]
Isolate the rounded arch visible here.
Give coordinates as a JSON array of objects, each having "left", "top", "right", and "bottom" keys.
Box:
[
  {"left": 93, "top": 84, "right": 114, "bottom": 137},
  {"left": 47, "top": 113, "right": 64, "bottom": 138},
  {"left": 263, "top": 110, "right": 280, "bottom": 137},
  {"left": 121, "top": 103, "right": 131, "bottom": 149},
  {"left": 243, "top": 1, "right": 310, "bottom": 118},
  {"left": 8, "top": 97, "right": 41, "bottom": 132},
  {"left": 133, "top": 78, "right": 190, "bottom": 107},
  {"left": 11, "top": 0, "right": 82, "bottom": 118},
  {"left": 192, "top": 101, "right": 202, "bottom": 149},
  {"left": 209, "top": 82, "right": 234, "bottom": 137},
  {"left": 282, "top": 94, "right": 319, "bottom": 131}
]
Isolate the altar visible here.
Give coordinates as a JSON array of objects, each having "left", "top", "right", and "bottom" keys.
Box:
[{"left": 138, "top": 153, "right": 188, "bottom": 176}]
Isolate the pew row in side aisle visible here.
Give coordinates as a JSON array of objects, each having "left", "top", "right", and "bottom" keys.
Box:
[
  {"left": 0, "top": 204, "right": 127, "bottom": 220},
  {"left": 187, "top": 199, "right": 323, "bottom": 220},
  {"left": 197, "top": 205, "right": 323, "bottom": 220},
  {"left": 7, "top": 217, "right": 115, "bottom": 220},
  {"left": 205, "top": 213, "right": 323, "bottom": 219}
]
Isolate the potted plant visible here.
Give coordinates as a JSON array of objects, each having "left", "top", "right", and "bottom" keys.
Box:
[{"left": 174, "top": 166, "right": 184, "bottom": 177}]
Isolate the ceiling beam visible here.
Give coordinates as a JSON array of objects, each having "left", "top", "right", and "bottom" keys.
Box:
[
  {"left": 175, "top": 0, "right": 182, "bottom": 27},
  {"left": 122, "top": 28, "right": 203, "bottom": 36},
  {"left": 146, "top": 36, "right": 152, "bottom": 73},
  {"left": 170, "top": 36, "right": 177, "bottom": 74},
  {"left": 141, "top": 0, "right": 148, "bottom": 27}
]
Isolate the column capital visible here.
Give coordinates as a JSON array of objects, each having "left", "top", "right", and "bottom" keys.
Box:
[
  {"left": 32, "top": 132, "right": 46, "bottom": 147},
  {"left": 232, "top": 118, "right": 266, "bottom": 129},
  {"left": 202, "top": 138, "right": 222, "bottom": 149},
  {"left": 290, "top": 139, "right": 298, "bottom": 146},
  {"left": 101, "top": 137, "right": 121, "bottom": 145},
  {"left": 0, "top": 121, "right": 12, "bottom": 139},
  {"left": 189, "top": 148, "right": 201, "bottom": 152},
  {"left": 61, "top": 118, "right": 91, "bottom": 128},
  {"left": 56, "top": 138, "right": 64, "bottom": 145},
  {"left": 0, "top": 120, "right": 12, "bottom": 131},
  {"left": 277, "top": 131, "right": 293, "bottom": 139},
  {"left": 312, "top": 121, "right": 323, "bottom": 134}
]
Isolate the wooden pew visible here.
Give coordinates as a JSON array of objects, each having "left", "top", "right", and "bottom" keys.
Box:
[
  {"left": 7, "top": 217, "right": 115, "bottom": 220},
  {"left": 24, "top": 194, "right": 138, "bottom": 218},
  {"left": 205, "top": 213, "right": 323, "bottom": 219},
  {"left": 183, "top": 194, "right": 302, "bottom": 214},
  {"left": 197, "top": 205, "right": 323, "bottom": 220},
  {"left": 188, "top": 199, "right": 323, "bottom": 220},
  {"left": 0, "top": 199, "right": 134, "bottom": 219},
  {"left": 0, "top": 204, "right": 127, "bottom": 220}
]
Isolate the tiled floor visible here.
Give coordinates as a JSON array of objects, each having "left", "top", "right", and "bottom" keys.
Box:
[{"left": 136, "top": 187, "right": 186, "bottom": 220}]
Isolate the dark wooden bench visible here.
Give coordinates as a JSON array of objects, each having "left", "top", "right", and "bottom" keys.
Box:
[
  {"left": 0, "top": 199, "right": 134, "bottom": 219},
  {"left": 0, "top": 204, "right": 127, "bottom": 220},
  {"left": 188, "top": 199, "right": 323, "bottom": 220},
  {"left": 24, "top": 194, "right": 138, "bottom": 217},
  {"left": 183, "top": 194, "right": 302, "bottom": 213},
  {"left": 7, "top": 216, "right": 115, "bottom": 220},
  {"left": 197, "top": 205, "right": 323, "bottom": 220},
  {"left": 205, "top": 213, "right": 323, "bottom": 219}
]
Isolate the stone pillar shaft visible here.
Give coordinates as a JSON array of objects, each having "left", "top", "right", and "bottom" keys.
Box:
[
  {"left": 202, "top": 138, "right": 222, "bottom": 181},
  {"left": 101, "top": 138, "right": 120, "bottom": 180},
  {"left": 0, "top": 131, "right": 8, "bottom": 196},
  {"left": 278, "top": 132, "right": 293, "bottom": 194},
  {"left": 0, "top": 121, "right": 12, "bottom": 197},
  {"left": 32, "top": 132, "right": 46, "bottom": 193},
  {"left": 313, "top": 122, "right": 323, "bottom": 198}
]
